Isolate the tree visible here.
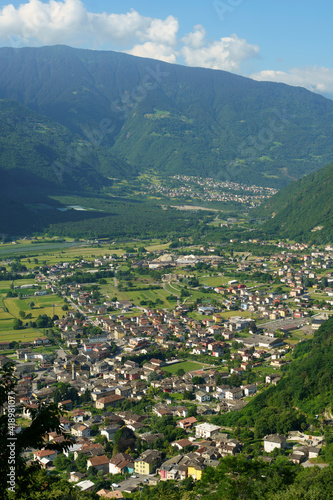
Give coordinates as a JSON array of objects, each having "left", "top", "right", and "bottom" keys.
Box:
[
  {"left": 177, "top": 368, "right": 185, "bottom": 377},
  {"left": 13, "top": 318, "right": 23, "bottom": 330},
  {"left": 75, "top": 452, "right": 88, "bottom": 473},
  {"left": 148, "top": 371, "right": 159, "bottom": 383},
  {"left": 228, "top": 373, "right": 242, "bottom": 387},
  {"left": 29, "top": 301, "right": 35, "bottom": 310},
  {"left": 182, "top": 390, "right": 194, "bottom": 401},
  {"left": 0, "top": 362, "right": 74, "bottom": 499},
  {"left": 90, "top": 423, "right": 99, "bottom": 436},
  {"left": 192, "top": 376, "right": 205, "bottom": 385},
  {"left": 53, "top": 453, "right": 71, "bottom": 471}
]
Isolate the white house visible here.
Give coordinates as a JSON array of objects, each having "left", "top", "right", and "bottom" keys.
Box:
[
  {"left": 195, "top": 423, "right": 221, "bottom": 439},
  {"left": 76, "top": 480, "right": 95, "bottom": 492},
  {"left": 71, "top": 423, "right": 90, "bottom": 438},
  {"left": 263, "top": 434, "right": 287, "bottom": 453},
  {"left": 195, "top": 391, "right": 211, "bottom": 403},
  {"left": 225, "top": 388, "right": 243, "bottom": 400}
]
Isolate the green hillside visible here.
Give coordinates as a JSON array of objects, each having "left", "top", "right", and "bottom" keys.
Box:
[
  {"left": 1, "top": 45, "right": 333, "bottom": 187},
  {"left": 0, "top": 97, "right": 112, "bottom": 195},
  {"left": 212, "top": 316, "right": 333, "bottom": 435},
  {"left": 254, "top": 162, "right": 333, "bottom": 242}
]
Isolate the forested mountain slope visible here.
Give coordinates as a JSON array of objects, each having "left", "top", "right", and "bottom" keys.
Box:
[
  {"left": 255, "top": 162, "right": 333, "bottom": 242},
  {"left": 212, "top": 316, "right": 333, "bottom": 435},
  {"left": 1, "top": 45, "right": 333, "bottom": 187}
]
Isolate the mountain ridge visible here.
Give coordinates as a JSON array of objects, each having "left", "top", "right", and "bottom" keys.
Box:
[{"left": 1, "top": 45, "right": 333, "bottom": 187}]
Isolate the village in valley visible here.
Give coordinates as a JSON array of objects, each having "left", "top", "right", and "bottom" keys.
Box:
[{"left": 0, "top": 236, "right": 332, "bottom": 497}]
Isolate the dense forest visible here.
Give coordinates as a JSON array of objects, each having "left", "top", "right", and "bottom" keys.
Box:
[{"left": 255, "top": 162, "right": 333, "bottom": 243}]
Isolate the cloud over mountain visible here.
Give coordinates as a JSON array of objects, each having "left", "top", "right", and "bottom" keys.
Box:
[
  {"left": 251, "top": 66, "right": 333, "bottom": 97},
  {"left": 0, "top": 0, "right": 258, "bottom": 71},
  {"left": 0, "top": 0, "right": 332, "bottom": 97}
]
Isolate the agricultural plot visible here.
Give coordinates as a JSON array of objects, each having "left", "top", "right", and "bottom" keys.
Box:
[
  {"left": 163, "top": 361, "right": 204, "bottom": 374},
  {"left": 220, "top": 310, "right": 254, "bottom": 319},
  {"left": 4, "top": 295, "right": 65, "bottom": 321},
  {"left": 200, "top": 276, "right": 226, "bottom": 287},
  {"left": 0, "top": 326, "right": 46, "bottom": 343},
  {"left": 2, "top": 238, "right": 170, "bottom": 269},
  {"left": 101, "top": 283, "right": 178, "bottom": 309}
]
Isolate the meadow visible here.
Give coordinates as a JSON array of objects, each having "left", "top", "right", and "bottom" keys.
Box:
[
  {"left": 163, "top": 360, "right": 205, "bottom": 374},
  {"left": 0, "top": 276, "right": 66, "bottom": 343}
]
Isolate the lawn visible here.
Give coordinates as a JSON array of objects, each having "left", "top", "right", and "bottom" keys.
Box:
[
  {"left": 0, "top": 327, "right": 46, "bottom": 343},
  {"left": 101, "top": 283, "right": 177, "bottom": 309},
  {"left": 4, "top": 296, "right": 65, "bottom": 320},
  {"left": 221, "top": 310, "right": 254, "bottom": 319},
  {"left": 163, "top": 361, "right": 205, "bottom": 374},
  {"left": 200, "top": 276, "right": 226, "bottom": 287},
  {"left": 145, "top": 241, "right": 171, "bottom": 252},
  {"left": 0, "top": 310, "right": 13, "bottom": 321}
]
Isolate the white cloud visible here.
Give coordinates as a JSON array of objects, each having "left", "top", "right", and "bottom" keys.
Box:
[
  {"left": 0, "top": 0, "right": 179, "bottom": 48},
  {"left": 182, "top": 24, "right": 206, "bottom": 49},
  {"left": 251, "top": 67, "right": 333, "bottom": 96},
  {"left": 0, "top": 0, "right": 90, "bottom": 45},
  {"left": 126, "top": 15, "right": 179, "bottom": 64},
  {"left": 0, "top": 0, "right": 260, "bottom": 74},
  {"left": 181, "top": 27, "right": 259, "bottom": 72},
  {"left": 127, "top": 42, "right": 178, "bottom": 64},
  {"left": 140, "top": 15, "right": 179, "bottom": 46}
]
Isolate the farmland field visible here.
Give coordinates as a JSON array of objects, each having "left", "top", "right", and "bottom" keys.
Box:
[
  {"left": 100, "top": 283, "right": 177, "bottom": 309},
  {"left": 163, "top": 361, "right": 205, "bottom": 374},
  {"left": 0, "top": 327, "right": 47, "bottom": 343},
  {"left": 4, "top": 296, "right": 65, "bottom": 320}
]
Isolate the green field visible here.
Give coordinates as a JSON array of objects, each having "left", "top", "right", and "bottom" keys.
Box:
[
  {"left": 0, "top": 327, "right": 48, "bottom": 343},
  {"left": 163, "top": 361, "right": 205, "bottom": 374},
  {"left": 0, "top": 238, "right": 170, "bottom": 269},
  {"left": 101, "top": 283, "right": 177, "bottom": 309},
  {"left": 0, "top": 284, "right": 67, "bottom": 343},
  {"left": 4, "top": 296, "right": 66, "bottom": 320}
]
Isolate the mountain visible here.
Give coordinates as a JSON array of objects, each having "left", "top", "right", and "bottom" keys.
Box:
[
  {"left": 254, "top": 162, "right": 333, "bottom": 243},
  {"left": 0, "top": 98, "right": 110, "bottom": 196},
  {"left": 1, "top": 45, "right": 333, "bottom": 188}
]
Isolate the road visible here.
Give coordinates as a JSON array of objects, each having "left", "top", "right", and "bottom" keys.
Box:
[
  {"left": 113, "top": 265, "right": 120, "bottom": 287},
  {"left": 117, "top": 474, "right": 153, "bottom": 492},
  {"left": 259, "top": 317, "right": 306, "bottom": 330},
  {"left": 162, "top": 282, "right": 180, "bottom": 306},
  {"left": 302, "top": 461, "right": 329, "bottom": 469}
]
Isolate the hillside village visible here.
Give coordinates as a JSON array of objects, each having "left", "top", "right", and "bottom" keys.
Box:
[{"left": 1, "top": 239, "right": 333, "bottom": 496}]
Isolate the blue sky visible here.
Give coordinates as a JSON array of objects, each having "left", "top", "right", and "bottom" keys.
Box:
[{"left": 0, "top": 0, "right": 332, "bottom": 97}]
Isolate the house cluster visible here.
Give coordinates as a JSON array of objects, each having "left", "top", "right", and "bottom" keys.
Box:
[
  {"left": 146, "top": 174, "right": 277, "bottom": 208},
  {"left": 263, "top": 433, "right": 321, "bottom": 465},
  {"left": 32, "top": 419, "right": 243, "bottom": 485}
]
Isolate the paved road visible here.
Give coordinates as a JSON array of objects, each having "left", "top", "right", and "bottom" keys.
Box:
[
  {"left": 260, "top": 317, "right": 306, "bottom": 330},
  {"left": 117, "top": 474, "right": 152, "bottom": 492},
  {"left": 162, "top": 282, "right": 180, "bottom": 306},
  {"left": 302, "top": 461, "right": 329, "bottom": 468}
]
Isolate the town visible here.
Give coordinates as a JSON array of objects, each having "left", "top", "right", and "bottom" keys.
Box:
[
  {"left": 113, "top": 173, "right": 278, "bottom": 209},
  {"left": 0, "top": 236, "right": 332, "bottom": 497}
]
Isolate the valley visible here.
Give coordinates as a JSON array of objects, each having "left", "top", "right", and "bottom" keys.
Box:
[
  {"left": 0, "top": 44, "right": 333, "bottom": 500},
  {"left": 1, "top": 230, "right": 333, "bottom": 498}
]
